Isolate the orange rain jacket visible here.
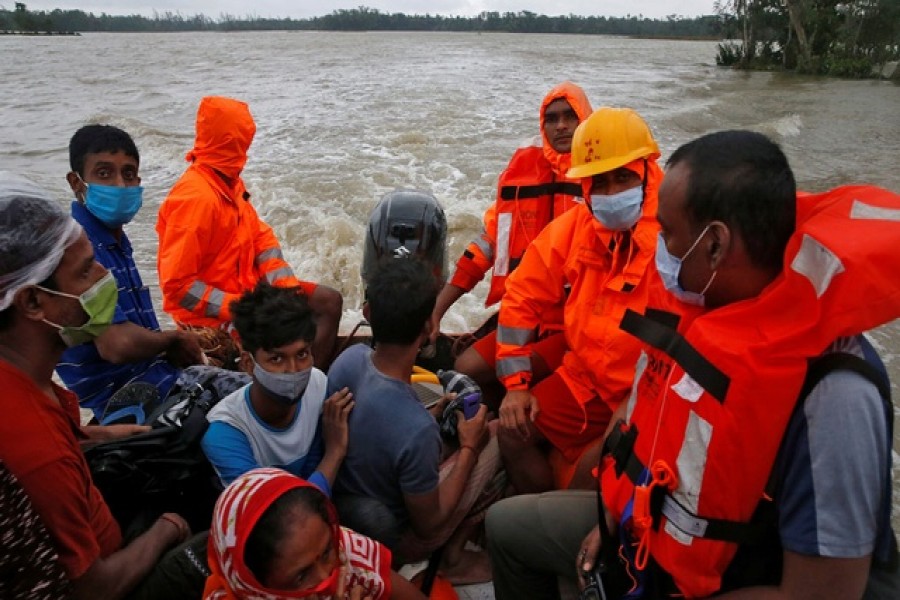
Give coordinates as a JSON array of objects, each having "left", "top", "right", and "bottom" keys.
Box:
[
  {"left": 496, "top": 159, "right": 663, "bottom": 411},
  {"left": 449, "top": 82, "right": 592, "bottom": 322},
  {"left": 156, "top": 96, "right": 312, "bottom": 328}
]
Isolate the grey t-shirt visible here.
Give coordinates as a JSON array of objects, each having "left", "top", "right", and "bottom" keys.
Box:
[
  {"left": 775, "top": 336, "right": 892, "bottom": 562},
  {"left": 328, "top": 343, "right": 441, "bottom": 522}
]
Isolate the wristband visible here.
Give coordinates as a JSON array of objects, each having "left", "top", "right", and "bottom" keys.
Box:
[
  {"left": 159, "top": 514, "right": 187, "bottom": 542},
  {"left": 459, "top": 445, "right": 477, "bottom": 456}
]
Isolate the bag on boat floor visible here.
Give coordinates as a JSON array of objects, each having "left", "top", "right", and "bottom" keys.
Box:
[{"left": 85, "top": 380, "right": 223, "bottom": 540}]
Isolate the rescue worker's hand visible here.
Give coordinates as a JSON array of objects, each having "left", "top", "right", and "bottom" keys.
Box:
[
  {"left": 576, "top": 525, "right": 602, "bottom": 591},
  {"left": 165, "top": 329, "right": 205, "bottom": 367},
  {"left": 322, "top": 387, "right": 354, "bottom": 458},
  {"left": 499, "top": 389, "right": 539, "bottom": 439},
  {"left": 456, "top": 403, "right": 489, "bottom": 453}
]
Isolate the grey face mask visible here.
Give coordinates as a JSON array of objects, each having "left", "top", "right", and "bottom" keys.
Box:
[{"left": 250, "top": 355, "right": 312, "bottom": 406}]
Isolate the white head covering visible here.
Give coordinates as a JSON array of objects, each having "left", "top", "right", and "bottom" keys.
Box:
[{"left": 0, "top": 173, "right": 82, "bottom": 311}]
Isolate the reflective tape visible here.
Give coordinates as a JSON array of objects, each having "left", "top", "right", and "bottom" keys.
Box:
[
  {"left": 497, "top": 356, "right": 532, "bottom": 377},
  {"left": 255, "top": 247, "right": 284, "bottom": 266},
  {"left": 495, "top": 213, "right": 512, "bottom": 276},
  {"left": 180, "top": 281, "right": 208, "bottom": 312}
]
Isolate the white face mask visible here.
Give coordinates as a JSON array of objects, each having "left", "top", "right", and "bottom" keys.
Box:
[
  {"left": 590, "top": 185, "right": 644, "bottom": 230},
  {"left": 249, "top": 355, "right": 312, "bottom": 405},
  {"left": 655, "top": 225, "right": 716, "bottom": 306}
]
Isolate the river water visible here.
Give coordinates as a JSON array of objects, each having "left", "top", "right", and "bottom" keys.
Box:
[{"left": 2, "top": 31, "right": 900, "bottom": 525}]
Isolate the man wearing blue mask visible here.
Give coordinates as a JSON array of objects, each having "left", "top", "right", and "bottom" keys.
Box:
[
  {"left": 201, "top": 282, "right": 354, "bottom": 492},
  {"left": 59, "top": 125, "right": 249, "bottom": 422}
]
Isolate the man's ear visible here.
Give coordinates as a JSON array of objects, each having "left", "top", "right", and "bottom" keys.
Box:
[
  {"left": 238, "top": 351, "right": 254, "bottom": 375},
  {"left": 13, "top": 286, "right": 48, "bottom": 324},
  {"left": 707, "top": 221, "right": 732, "bottom": 270},
  {"left": 66, "top": 171, "right": 85, "bottom": 201},
  {"left": 362, "top": 301, "right": 371, "bottom": 322}
]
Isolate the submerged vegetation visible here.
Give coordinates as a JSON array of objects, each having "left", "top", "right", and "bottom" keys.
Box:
[
  {"left": 3, "top": 2, "right": 897, "bottom": 78},
  {"left": 715, "top": 0, "right": 900, "bottom": 77}
]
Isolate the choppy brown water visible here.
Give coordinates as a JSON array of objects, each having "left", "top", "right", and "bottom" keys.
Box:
[{"left": 2, "top": 30, "right": 899, "bottom": 527}]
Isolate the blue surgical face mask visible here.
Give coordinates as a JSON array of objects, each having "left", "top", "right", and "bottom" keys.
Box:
[
  {"left": 655, "top": 225, "right": 716, "bottom": 306},
  {"left": 82, "top": 181, "right": 143, "bottom": 228},
  {"left": 250, "top": 355, "right": 312, "bottom": 406},
  {"left": 590, "top": 186, "right": 644, "bottom": 230}
]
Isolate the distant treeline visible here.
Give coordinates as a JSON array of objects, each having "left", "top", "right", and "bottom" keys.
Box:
[
  {"left": 715, "top": 0, "right": 900, "bottom": 78},
  {"left": 1, "top": 3, "right": 723, "bottom": 38}
]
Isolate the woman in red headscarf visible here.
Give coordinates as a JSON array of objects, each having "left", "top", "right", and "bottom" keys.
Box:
[{"left": 204, "top": 468, "right": 427, "bottom": 600}]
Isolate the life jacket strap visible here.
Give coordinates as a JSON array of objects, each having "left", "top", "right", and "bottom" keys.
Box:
[
  {"left": 499, "top": 181, "right": 582, "bottom": 200},
  {"left": 661, "top": 495, "right": 768, "bottom": 545},
  {"left": 620, "top": 309, "right": 730, "bottom": 402}
]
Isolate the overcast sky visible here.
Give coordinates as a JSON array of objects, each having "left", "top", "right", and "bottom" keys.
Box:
[{"left": 14, "top": 1, "right": 719, "bottom": 20}]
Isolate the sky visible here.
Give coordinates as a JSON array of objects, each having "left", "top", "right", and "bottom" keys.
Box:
[{"left": 11, "top": 1, "right": 720, "bottom": 20}]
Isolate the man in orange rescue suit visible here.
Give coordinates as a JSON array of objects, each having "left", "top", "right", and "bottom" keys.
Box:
[
  {"left": 495, "top": 107, "right": 663, "bottom": 494},
  {"left": 156, "top": 96, "right": 342, "bottom": 370},
  {"left": 430, "top": 82, "right": 592, "bottom": 408},
  {"left": 486, "top": 130, "right": 900, "bottom": 599}
]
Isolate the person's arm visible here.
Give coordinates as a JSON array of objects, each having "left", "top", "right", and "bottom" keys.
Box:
[
  {"left": 430, "top": 202, "right": 500, "bottom": 344},
  {"left": 429, "top": 284, "right": 467, "bottom": 345},
  {"left": 94, "top": 322, "right": 204, "bottom": 367},
  {"left": 312, "top": 387, "right": 354, "bottom": 491},
  {"left": 306, "top": 284, "right": 343, "bottom": 371},
  {"left": 495, "top": 215, "right": 571, "bottom": 393},
  {"left": 71, "top": 513, "right": 189, "bottom": 600},
  {"left": 389, "top": 571, "right": 428, "bottom": 599},
  {"left": 715, "top": 553, "right": 871, "bottom": 600},
  {"left": 402, "top": 405, "right": 488, "bottom": 539},
  {"left": 200, "top": 421, "right": 260, "bottom": 486}
]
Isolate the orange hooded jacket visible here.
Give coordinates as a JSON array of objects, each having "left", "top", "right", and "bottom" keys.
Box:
[
  {"left": 496, "top": 159, "right": 662, "bottom": 410},
  {"left": 449, "top": 82, "right": 592, "bottom": 321},
  {"left": 156, "top": 96, "right": 313, "bottom": 328}
]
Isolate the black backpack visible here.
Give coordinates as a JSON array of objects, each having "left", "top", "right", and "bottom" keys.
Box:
[{"left": 84, "top": 381, "right": 223, "bottom": 540}]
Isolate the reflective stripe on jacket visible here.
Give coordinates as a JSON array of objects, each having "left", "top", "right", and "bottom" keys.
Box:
[
  {"left": 602, "top": 186, "right": 900, "bottom": 597},
  {"left": 495, "top": 159, "right": 662, "bottom": 408}
]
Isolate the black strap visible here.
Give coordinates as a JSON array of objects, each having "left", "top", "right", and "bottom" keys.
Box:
[
  {"left": 620, "top": 309, "right": 730, "bottom": 402},
  {"left": 604, "top": 420, "right": 643, "bottom": 484},
  {"left": 499, "top": 181, "right": 582, "bottom": 201}
]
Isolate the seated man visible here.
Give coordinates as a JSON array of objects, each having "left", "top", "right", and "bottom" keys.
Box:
[
  {"left": 0, "top": 176, "right": 192, "bottom": 599},
  {"left": 201, "top": 282, "right": 353, "bottom": 493},
  {"left": 430, "top": 82, "right": 592, "bottom": 408},
  {"left": 156, "top": 96, "right": 342, "bottom": 370},
  {"left": 58, "top": 124, "right": 249, "bottom": 421},
  {"left": 496, "top": 107, "right": 663, "bottom": 493},
  {"left": 487, "top": 131, "right": 900, "bottom": 599},
  {"left": 329, "top": 258, "right": 501, "bottom": 584}
]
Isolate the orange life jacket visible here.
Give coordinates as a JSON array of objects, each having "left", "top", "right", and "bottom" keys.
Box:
[
  {"left": 602, "top": 185, "right": 900, "bottom": 597},
  {"left": 449, "top": 82, "right": 592, "bottom": 318}
]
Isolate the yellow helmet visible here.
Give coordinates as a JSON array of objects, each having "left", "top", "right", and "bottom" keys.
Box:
[{"left": 566, "top": 107, "right": 660, "bottom": 179}]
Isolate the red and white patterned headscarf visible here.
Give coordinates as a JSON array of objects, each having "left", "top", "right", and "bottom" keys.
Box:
[{"left": 203, "top": 468, "right": 392, "bottom": 600}]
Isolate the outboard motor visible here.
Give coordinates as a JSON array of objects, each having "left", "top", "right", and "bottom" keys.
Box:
[{"left": 361, "top": 189, "right": 448, "bottom": 288}]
